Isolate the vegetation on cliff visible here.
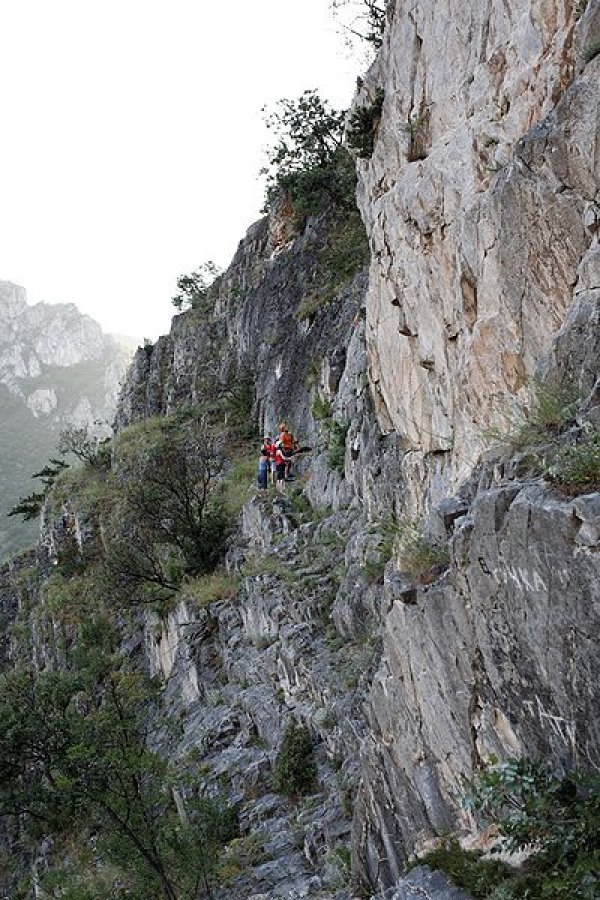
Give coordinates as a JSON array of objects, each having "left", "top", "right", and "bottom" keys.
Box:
[
  {"left": 415, "top": 759, "right": 600, "bottom": 900},
  {"left": 0, "top": 620, "right": 237, "bottom": 899}
]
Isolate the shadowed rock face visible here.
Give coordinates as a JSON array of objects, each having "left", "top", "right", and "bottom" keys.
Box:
[{"left": 355, "top": 482, "right": 600, "bottom": 889}]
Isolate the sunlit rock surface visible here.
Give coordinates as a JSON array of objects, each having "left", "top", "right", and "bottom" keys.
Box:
[{"left": 357, "top": 0, "right": 599, "bottom": 501}]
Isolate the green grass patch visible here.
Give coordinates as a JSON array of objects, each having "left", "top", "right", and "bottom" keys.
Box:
[
  {"left": 397, "top": 521, "right": 450, "bottom": 584},
  {"left": 486, "top": 382, "right": 579, "bottom": 453},
  {"left": 218, "top": 453, "right": 257, "bottom": 516},
  {"left": 409, "top": 840, "right": 514, "bottom": 898},
  {"left": 241, "top": 554, "right": 299, "bottom": 584},
  {"left": 543, "top": 427, "right": 600, "bottom": 493},
  {"left": 182, "top": 571, "right": 240, "bottom": 607},
  {"left": 364, "top": 516, "right": 399, "bottom": 583}
]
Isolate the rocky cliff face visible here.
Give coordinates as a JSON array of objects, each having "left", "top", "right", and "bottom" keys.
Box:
[
  {"left": 356, "top": 0, "right": 600, "bottom": 507},
  {"left": 1, "top": 2, "right": 599, "bottom": 899},
  {"left": 0, "top": 280, "right": 133, "bottom": 560}
]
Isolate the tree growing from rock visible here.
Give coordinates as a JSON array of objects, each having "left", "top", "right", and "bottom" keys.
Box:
[
  {"left": 172, "top": 262, "right": 222, "bottom": 312},
  {"left": 0, "top": 621, "right": 237, "bottom": 899},
  {"left": 330, "top": 0, "right": 387, "bottom": 50},
  {"left": 7, "top": 458, "right": 69, "bottom": 521},
  {"left": 106, "top": 420, "right": 231, "bottom": 599},
  {"left": 261, "top": 90, "right": 355, "bottom": 218}
]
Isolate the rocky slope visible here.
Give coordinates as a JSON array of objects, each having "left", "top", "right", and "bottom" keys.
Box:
[
  {"left": 0, "top": 1, "right": 599, "bottom": 899},
  {"left": 0, "top": 280, "right": 133, "bottom": 560}
]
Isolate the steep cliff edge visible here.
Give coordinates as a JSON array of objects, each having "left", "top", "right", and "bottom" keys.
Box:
[{"left": 0, "top": 2, "right": 599, "bottom": 899}]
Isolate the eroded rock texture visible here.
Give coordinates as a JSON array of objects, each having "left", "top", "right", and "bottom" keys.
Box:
[{"left": 357, "top": 0, "right": 599, "bottom": 498}]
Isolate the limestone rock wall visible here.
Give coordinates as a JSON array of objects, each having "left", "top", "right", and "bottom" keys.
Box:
[
  {"left": 357, "top": 0, "right": 599, "bottom": 500},
  {"left": 354, "top": 479, "right": 600, "bottom": 890}
]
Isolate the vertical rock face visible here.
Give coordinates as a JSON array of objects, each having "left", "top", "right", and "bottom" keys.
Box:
[
  {"left": 349, "top": 1, "right": 600, "bottom": 888},
  {"left": 357, "top": 0, "right": 599, "bottom": 496}
]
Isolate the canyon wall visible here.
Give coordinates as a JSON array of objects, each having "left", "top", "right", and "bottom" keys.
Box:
[{"left": 1, "top": 2, "right": 599, "bottom": 898}]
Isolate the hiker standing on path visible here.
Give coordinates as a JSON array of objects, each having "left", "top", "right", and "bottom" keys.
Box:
[
  {"left": 257, "top": 437, "right": 272, "bottom": 490},
  {"left": 274, "top": 441, "right": 287, "bottom": 494},
  {"left": 277, "top": 422, "right": 297, "bottom": 481}
]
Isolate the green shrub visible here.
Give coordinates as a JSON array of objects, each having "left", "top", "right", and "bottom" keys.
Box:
[
  {"left": 295, "top": 210, "right": 369, "bottom": 322},
  {"left": 182, "top": 572, "right": 240, "bottom": 608},
  {"left": 312, "top": 395, "right": 332, "bottom": 422},
  {"left": 398, "top": 521, "right": 449, "bottom": 583},
  {"left": 287, "top": 486, "right": 314, "bottom": 524},
  {"left": 347, "top": 89, "right": 384, "bottom": 158},
  {"left": 462, "top": 758, "right": 600, "bottom": 900},
  {"left": 404, "top": 115, "right": 428, "bottom": 162},
  {"left": 328, "top": 421, "right": 349, "bottom": 474},
  {"left": 295, "top": 292, "right": 325, "bottom": 322},
  {"left": 321, "top": 209, "right": 370, "bottom": 299},
  {"left": 543, "top": 428, "right": 600, "bottom": 492},
  {"left": 171, "top": 260, "right": 222, "bottom": 312},
  {"left": 330, "top": 0, "right": 387, "bottom": 49},
  {"left": 364, "top": 516, "right": 399, "bottom": 583},
  {"left": 276, "top": 149, "right": 357, "bottom": 221},
  {"left": 311, "top": 395, "right": 348, "bottom": 476},
  {"left": 273, "top": 722, "right": 318, "bottom": 798},
  {"left": 487, "top": 381, "right": 579, "bottom": 452},
  {"left": 0, "top": 656, "right": 238, "bottom": 900},
  {"left": 261, "top": 91, "right": 354, "bottom": 219},
  {"left": 410, "top": 840, "right": 514, "bottom": 898}
]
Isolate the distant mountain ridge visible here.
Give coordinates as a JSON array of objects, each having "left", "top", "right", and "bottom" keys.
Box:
[{"left": 0, "top": 280, "right": 134, "bottom": 560}]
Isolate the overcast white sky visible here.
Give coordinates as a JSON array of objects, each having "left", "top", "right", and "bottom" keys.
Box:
[{"left": 0, "top": 1, "right": 358, "bottom": 340}]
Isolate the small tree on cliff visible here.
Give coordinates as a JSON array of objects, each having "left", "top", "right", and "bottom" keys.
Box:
[
  {"left": 172, "top": 261, "right": 222, "bottom": 312},
  {"left": 0, "top": 623, "right": 237, "bottom": 899},
  {"left": 330, "top": 0, "right": 387, "bottom": 51},
  {"left": 261, "top": 90, "right": 355, "bottom": 218},
  {"left": 59, "top": 425, "right": 112, "bottom": 468},
  {"left": 7, "top": 458, "right": 69, "bottom": 521},
  {"left": 105, "top": 419, "right": 232, "bottom": 599}
]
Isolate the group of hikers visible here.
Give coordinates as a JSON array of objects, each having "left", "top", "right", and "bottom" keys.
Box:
[{"left": 257, "top": 423, "right": 305, "bottom": 493}]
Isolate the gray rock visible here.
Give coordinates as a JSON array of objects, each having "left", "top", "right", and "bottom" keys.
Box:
[{"left": 375, "top": 865, "right": 474, "bottom": 899}]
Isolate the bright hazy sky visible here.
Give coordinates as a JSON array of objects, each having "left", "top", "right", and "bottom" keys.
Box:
[{"left": 0, "top": 1, "right": 358, "bottom": 340}]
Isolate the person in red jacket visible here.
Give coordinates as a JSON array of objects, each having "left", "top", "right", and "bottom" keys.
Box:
[
  {"left": 261, "top": 436, "right": 277, "bottom": 484},
  {"left": 273, "top": 442, "right": 287, "bottom": 493},
  {"left": 277, "top": 422, "right": 297, "bottom": 481}
]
